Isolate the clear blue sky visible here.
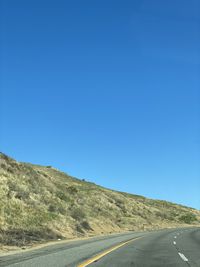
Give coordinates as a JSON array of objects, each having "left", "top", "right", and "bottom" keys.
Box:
[{"left": 0, "top": 0, "right": 200, "bottom": 209}]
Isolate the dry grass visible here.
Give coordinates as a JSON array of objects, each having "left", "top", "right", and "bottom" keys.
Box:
[{"left": 0, "top": 152, "right": 199, "bottom": 248}]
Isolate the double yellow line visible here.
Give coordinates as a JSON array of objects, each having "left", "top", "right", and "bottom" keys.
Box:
[{"left": 77, "top": 236, "right": 142, "bottom": 267}]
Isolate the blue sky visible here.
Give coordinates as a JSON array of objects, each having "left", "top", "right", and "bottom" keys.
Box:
[{"left": 0, "top": 0, "right": 200, "bottom": 209}]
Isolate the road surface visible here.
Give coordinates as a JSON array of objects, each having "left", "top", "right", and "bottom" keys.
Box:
[
  {"left": 0, "top": 227, "right": 199, "bottom": 267},
  {"left": 83, "top": 227, "right": 200, "bottom": 267}
]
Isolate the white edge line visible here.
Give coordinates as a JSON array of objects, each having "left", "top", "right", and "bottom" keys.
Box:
[{"left": 178, "top": 252, "right": 188, "bottom": 262}]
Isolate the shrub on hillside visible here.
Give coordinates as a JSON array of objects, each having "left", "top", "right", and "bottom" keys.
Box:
[
  {"left": 71, "top": 208, "right": 86, "bottom": 221},
  {"left": 0, "top": 228, "right": 63, "bottom": 246},
  {"left": 179, "top": 213, "right": 197, "bottom": 224},
  {"left": 81, "top": 220, "right": 93, "bottom": 230}
]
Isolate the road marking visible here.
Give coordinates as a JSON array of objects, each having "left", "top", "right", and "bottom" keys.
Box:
[
  {"left": 178, "top": 253, "right": 188, "bottom": 262},
  {"left": 77, "top": 237, "right": 142, "bottom": 267},
  {"left": 174, "top": 236, "right": 177, "bottom": 239},
  {"left": 173, "top": 241, "right": 176, "bottom": 245}
]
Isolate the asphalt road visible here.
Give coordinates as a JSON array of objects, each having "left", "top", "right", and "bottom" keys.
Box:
[
  {"left": 87, "top": 227, "right": 200, "bottom": 267},
  {"left": 0, "top": 227, "right": 199, "bottom": 267}
]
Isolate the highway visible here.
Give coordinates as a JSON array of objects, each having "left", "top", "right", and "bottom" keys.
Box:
[
  {"left": 0, "top": 227, "right": 199, "bottom": 267},
  {"left": 81, "top": 227, "right": 200, "bottom": 267}
]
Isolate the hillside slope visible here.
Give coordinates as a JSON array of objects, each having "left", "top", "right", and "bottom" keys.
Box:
[{"left": 0, "top": 152, "right": 199, "bottom": 249}]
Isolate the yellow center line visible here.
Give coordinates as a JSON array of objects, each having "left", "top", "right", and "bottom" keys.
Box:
[{"left": 77, "top": 236, "right": 142, "bottom": 267}]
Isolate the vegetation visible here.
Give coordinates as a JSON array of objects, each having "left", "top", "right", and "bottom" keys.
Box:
[
  {"left": 179, "top": 213, "right": 197, "bottom": 224},
  {"left": 0, "top": 152, "right": 199, "bottom": 249}
]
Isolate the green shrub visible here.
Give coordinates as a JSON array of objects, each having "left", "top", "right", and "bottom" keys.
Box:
[
  {"left": 71, "top": 208, "right": 86, "bottom": 221},
  {"left": 80, "top": 220, "right": 93, "bottom": 230},
  {"left": 179, "top": 213, "right": 197, "bottom": 224},
  {"left": 56, "top": 191, "right": 70, "bottom": 202}
]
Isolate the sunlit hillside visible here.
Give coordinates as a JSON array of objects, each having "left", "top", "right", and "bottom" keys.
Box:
[{"left": 0, "top": 152, "right": 199, "bottom": 250}]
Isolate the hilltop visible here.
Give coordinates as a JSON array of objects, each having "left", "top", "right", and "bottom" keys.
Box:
[{"left": 0, "top": 152, "right": 199, "bottom": 250}]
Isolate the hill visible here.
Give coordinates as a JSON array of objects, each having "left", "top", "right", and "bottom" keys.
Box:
[{"left": 0, "top": 152, "right": 199, "bottom": 250}]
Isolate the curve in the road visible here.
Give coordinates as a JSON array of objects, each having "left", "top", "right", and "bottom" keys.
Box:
[{"left": 77, "top": 236, "right": 143, "bottom": 267}]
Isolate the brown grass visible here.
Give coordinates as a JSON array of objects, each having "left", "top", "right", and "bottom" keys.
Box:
[{"left": 0, "top": 152, "right": 199, "bottom": 248}]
